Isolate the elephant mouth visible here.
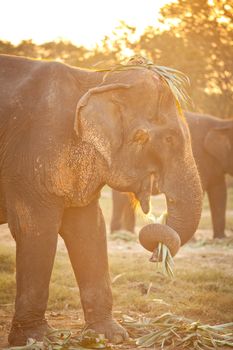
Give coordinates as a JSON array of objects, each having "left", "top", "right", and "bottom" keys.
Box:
[{"left": 135, "top": 174, "right": 154, "bottom": 214}]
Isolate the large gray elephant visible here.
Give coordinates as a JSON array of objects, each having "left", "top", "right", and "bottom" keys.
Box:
[
  {"left": 111, "top": 111, "right": 233, "bottom": 237},
  {"left": 0, "top": 55, "right": 202, "bottom": 346}
]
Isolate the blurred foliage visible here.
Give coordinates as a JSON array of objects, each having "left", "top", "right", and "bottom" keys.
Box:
[
  {"left": 0, "top": 0, "right": 232, "bottom": 118},
  {"left": 136, "top": 0, "right": 233, "bottom": 118}
]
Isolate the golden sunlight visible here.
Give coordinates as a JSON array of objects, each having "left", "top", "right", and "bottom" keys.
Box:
[{"left": 0, "top": 0, "right": 171, "bottom": 47}]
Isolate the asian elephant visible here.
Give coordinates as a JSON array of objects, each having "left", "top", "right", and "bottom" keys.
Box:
[
  {"left": 0, "top": 54, "right": 202, "bottom": 346},
  {"left": 111, "top": 111, "right": 233, "bottom": 238}
]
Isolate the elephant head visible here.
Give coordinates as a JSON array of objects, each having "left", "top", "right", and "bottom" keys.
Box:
[
  {"left": 204, "top": 120, "right": 233, "bottom": 176},
  {"left": 74, "top": 63, "right": 203, "bottom": 255}
]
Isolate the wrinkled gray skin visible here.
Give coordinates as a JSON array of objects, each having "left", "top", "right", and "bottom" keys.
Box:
[
  {"left": 111, "top": 112, "right": 233, "bottom": 238},
  {"left": 0, "top": 55, "right": 202, "bottom": 346}
]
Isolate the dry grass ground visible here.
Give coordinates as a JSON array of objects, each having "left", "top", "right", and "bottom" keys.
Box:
[{"left": 0, "top": 187, "right": 232, "bottom": 348}]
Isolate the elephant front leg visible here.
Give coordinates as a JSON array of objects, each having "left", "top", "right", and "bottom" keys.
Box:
[
  {"left": 60, "top": 201, "right": 128, "bottom": 343},
  {"left": 7, "top": 195, "right": 63, "bottom": 346},
  {"left": 207, "top": 178, "right": 227, "bottom": 238}
]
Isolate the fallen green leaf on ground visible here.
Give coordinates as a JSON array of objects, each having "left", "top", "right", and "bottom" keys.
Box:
[
  {"left": 6, "top": 313, "right": 233, "bottom": 350},
  {"left": 6, "top": 329, "right": 109, "bottom": 350},
  {"left": 123, "top": 312, "right": 233, "bottom": 349}
]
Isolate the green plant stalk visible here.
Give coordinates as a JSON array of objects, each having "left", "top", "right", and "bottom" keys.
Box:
[{"left": 151, "top": 212, "right": 175, "bottom": 278}]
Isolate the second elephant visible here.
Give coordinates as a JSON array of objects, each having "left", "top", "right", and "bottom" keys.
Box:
[{"left": 111, "top": 111, "right": 233, "bottom": 238}]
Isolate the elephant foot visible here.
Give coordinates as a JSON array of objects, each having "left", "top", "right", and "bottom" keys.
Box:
[
  {"left": 8, "top": 319, "right": 53, "bottom": 346},
  {"left": 213, "top": 233, "right": 226, "bottom": 239},
  {"left": 86, "top": 318, "right": 128, "bottom": 344}
]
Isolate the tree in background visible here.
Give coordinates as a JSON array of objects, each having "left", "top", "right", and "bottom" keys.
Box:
[{"left": 137, "top": 0, "right": 233, "bottom": 118}]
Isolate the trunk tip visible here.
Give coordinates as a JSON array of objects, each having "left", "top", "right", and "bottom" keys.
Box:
[{"left": 139, "top": 223, "right": 181, "bottom": 257}]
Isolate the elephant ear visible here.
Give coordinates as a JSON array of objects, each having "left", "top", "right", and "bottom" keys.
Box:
[
  {"left": 204, "top": 124, "right": 232, "bottom": 171},
  {"left": 74, "top": 84, "right": 130, "bottom": 166}
]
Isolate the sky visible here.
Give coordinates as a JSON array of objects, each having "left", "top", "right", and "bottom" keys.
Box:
[{"left": 0, "top": 0, "right": 171, "bottom": 48}]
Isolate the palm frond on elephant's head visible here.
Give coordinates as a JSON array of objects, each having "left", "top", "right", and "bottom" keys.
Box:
[{"left": 92, "top": 56, "right": 191, "bottom": 108}]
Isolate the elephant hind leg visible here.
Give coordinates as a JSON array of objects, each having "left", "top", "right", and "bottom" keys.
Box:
[
  {"left": 111, "top": 190, "right": 132, "bottom": 233},
  {"left": 122, "top": 197, "right": 136, "bottom": 233},
  {"left": 207, "top": 177, "right": 227, "bottom": 238}
]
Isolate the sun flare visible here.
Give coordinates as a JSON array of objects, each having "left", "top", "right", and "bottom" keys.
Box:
[{"left": 0, "top": 0, "right": 171, "bottom": 47}]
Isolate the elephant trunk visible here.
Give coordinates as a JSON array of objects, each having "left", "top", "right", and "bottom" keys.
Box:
[
  {"left": 165, "top": 157, "right": 203, "bottom": 246},
  {"left": 139, "top": 153, "right": 203, "bottom": 257}
]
